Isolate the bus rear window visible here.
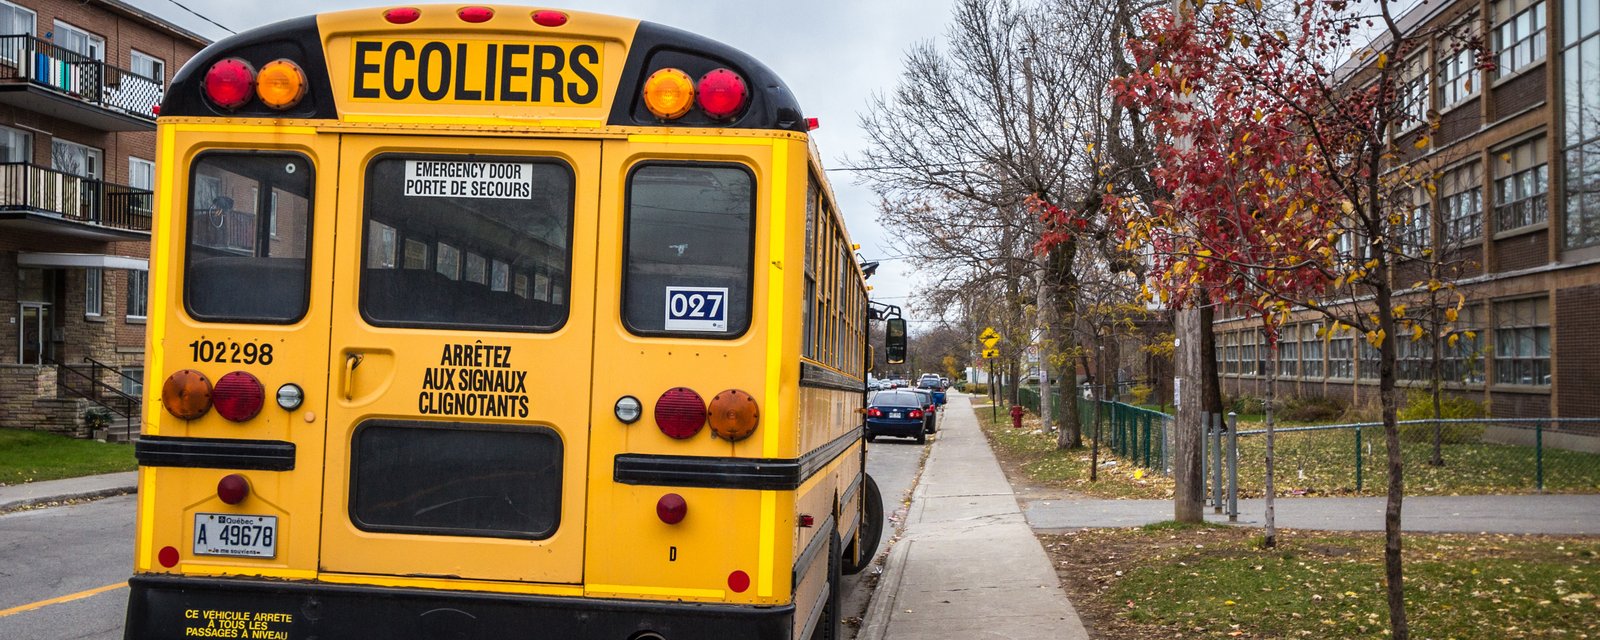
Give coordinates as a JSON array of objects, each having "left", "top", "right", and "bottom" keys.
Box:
[
  {"left": 622, "top": 163, "right": 754, "bottom": 338},
  {"left": 360, "top": 156, "right": 574, "bottom": 331},
  {"left": 185, "top": 153, "right": 313, "bottom": 323},
  {"left": 350, "top": 421, "right": 562, "bottom": 540}
]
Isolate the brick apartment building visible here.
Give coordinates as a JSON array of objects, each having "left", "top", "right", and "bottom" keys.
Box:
[
  {"left": 0, "top": 0, "right": 205, "bottom": 437},
  {"left": 1214, "top": 0, "right": 1600, "bottom": 422}
]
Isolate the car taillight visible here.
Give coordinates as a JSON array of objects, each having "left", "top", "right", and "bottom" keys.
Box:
[
  {"left": 202, "top": 57, "right": 255, "bottom": 110},
  {"left": 909, "top": 409, "right": 923, "bottom": 419},
  {"left": 654, "top": 387, "right": 706, "bottom": 439},
  {"left": 867, "top": 408, "right": 883, "bottom": 418},
  {"left": 213, "top": 371, "right": 265, "bottom": 422}
]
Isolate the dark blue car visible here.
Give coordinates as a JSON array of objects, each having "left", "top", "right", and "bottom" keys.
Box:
[{"left": 865, "top": 390, "right": 927, "bottom": 444}]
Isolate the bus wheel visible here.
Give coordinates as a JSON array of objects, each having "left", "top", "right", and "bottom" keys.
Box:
[
  {"left": 807, "top": 530, "right": 842, "bottom": 640},
  {"left": 842, "top": 473, "right": 882, "bottom": 575}
]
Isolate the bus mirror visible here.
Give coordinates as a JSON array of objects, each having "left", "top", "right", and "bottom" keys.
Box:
[{"left": 885, "top": 318, "right": 906, "bottom": 365}]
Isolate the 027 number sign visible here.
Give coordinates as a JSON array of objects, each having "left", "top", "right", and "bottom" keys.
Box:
[{"left": 663, "top": 286, "right": 728, "bottom": 332}]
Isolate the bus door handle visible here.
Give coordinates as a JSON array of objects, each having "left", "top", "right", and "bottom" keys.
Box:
[{"left": 343, "top": 353, "right": 364, "bottom": 400}]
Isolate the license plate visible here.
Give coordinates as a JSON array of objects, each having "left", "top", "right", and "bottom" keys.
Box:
[
  {"left": 193, "top": 513, "right": 277, "bottom": 558},
  {"left": 889, "top": 412, "right": 902, "bottom": 419}
]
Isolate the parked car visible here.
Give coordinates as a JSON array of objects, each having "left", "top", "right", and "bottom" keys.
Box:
[
  {"left": 865, "top": 390, "right": 929, "bottom": 443},
  {"left": 917, "top": 375, "right": 947, "bottom": 406}
]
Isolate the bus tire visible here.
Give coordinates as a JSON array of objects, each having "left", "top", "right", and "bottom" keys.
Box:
[
  {"left": 807, "top": 530, "right": 842, "bottom": 640},
  {"left": 842, "top": 473, "right": 882, "bottom": 575}
]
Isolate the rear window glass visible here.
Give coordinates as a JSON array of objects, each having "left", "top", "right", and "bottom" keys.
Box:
[
  {"left": 351, "top": 421, "right": 562, "bottom": 540},
  {"left": 872, "top": 391, "right": 919, "bottom": 406},
  {"left": 361, "top": 156, "right": 573, "bottom": 331},
  {"left": 185, "top": 153, "right": 313, "bottom": 323},
  {"left": 622, "top": 163, "right": 754, "bottom": 338}
]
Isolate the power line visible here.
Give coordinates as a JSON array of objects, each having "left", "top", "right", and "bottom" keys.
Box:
[
  {"left": 162, "top": 0, "right": 236, "bottom": 35},
  {"left": 824, "top": 160, "right": 984, "bottom": 173}
]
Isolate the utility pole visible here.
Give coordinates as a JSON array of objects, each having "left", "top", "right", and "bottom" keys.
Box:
[{"left": 1170, "top": 0, "right": 1205, "bottom": 524}]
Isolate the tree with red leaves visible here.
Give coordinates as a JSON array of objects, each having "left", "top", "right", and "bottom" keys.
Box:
[{"left": 1104, "top": 1, "right": 1484, "bottom": 637}]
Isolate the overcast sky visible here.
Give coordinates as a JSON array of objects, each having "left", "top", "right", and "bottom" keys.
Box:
[{"left": 123, "top": 0, "right": 958, "bottom": 323}]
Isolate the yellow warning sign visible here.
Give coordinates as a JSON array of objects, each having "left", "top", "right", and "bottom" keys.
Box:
[{"left": 981, "top": 348, "right": 1000, "bottom": 359}]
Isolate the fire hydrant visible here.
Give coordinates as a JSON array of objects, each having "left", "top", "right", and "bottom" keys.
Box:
[{"left": 1009, "top": 405, "right": 1025, "bottom": 429}]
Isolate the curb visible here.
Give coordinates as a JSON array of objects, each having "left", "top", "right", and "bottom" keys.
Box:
[
  {"left": 0, "top": 485, "right": 137, "bottom": 513},
  {"left": 856, "top": 537, "right": 913, "bottom": 640}
]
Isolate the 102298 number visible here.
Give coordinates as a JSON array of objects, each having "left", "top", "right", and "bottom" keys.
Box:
[{"left": 189, "top": 340, "right": 274, "bottom": 365}]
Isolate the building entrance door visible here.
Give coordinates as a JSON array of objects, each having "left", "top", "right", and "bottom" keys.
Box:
[{"left": 18, "top": 302, "right": 51, "bottom": 364}]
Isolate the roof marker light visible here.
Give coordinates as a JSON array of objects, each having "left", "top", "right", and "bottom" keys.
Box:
[
  {"left": 383, "top": 7, "right": 421, "bottom": 24},
  {"left": 806, "top": 117, "right": 820, "bottom": 131},
  {"left": 531, "top": 10, "right": 568, "bottom": 27},
  {"left": 458, "top": 6, "right": 494, "bottom": 23}
]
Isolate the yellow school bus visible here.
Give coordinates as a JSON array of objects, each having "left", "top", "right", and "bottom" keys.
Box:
[{"left": 125, "top": 6, "right": 894, "bottom": 638}]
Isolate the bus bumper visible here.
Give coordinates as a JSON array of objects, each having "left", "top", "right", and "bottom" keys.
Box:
[{"left": 124, "top": 574, "right": 796, "bottom": 640}]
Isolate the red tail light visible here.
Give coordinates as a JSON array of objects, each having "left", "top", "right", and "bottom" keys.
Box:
[
  {"left": 202, "top": 58, "right": 255, "bottom": 110},
  {"left": 531, "top": 10, "right": 568, "bottom": 27},
  {"left": 909, "top": 409, "right": 923, "bottom": 419},
  {"left": 213, "top": 371, "right": 265, "bottom": 422},
  {"left": 696, "top": 68, "right": 748, "bottom": 120},
  {"left": 867, "top": 408, "right": 883, "bottom": 418},
  {"left": 383, "top": 7, "right": 421, "bottom": 24},
  {"left": 458, "top": 6, "right": 494, "bottom": 22},
  {"left": 217, "top": 473, "right": 250, "bottom": 504},
  {"left": 654, "top": 388, "right": 707, "bottom": 439},
  {"left": 657, "top": 493, "right": 687, "bottom": 524}
]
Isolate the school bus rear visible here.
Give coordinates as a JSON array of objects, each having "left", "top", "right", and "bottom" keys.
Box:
[{"left": 125, "top": 6, "right": 864, "bottom": 640}]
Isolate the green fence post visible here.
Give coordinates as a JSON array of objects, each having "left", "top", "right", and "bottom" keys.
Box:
[
  {"left": 1355, "top": 424, "right": 1363, "bottom": 493},
  {"left": 1143, "top": 413, "right": 1152, "bottom": 468},
  {"left": 1536, "top": 419, "right": 1544, "bottom": 493}
]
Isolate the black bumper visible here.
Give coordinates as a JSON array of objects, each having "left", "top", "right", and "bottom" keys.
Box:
[{"left": 124, "top": 574, "right": 795, "bottom": 640}]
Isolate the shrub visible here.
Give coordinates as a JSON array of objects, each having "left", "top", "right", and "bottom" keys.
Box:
[
  {"left": 962, "top": 382, "right": 990, "bottom": 395},
  {"left": 82, "top": 406, "right": 114, "bottom": 430},
  {"left": 1278, "top": 396, "right": 1347, "bottom": 423},
  {"left": 1224, "top": 394, "right": 1265, "bottom": 415},
  {"left": 1397, "top": 390, "right": 1487, "bottom": 444},
  {"left": 1128, "top": 383, "right": 1153, "bottom": 406}
]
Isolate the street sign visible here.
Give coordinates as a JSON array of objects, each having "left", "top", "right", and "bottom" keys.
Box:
[
  {"left": 981, "top": 348, "right": 1000, "bottom": 359},
  {"left": 979, "top": 326, "right": 1001, "bottom": 349}
]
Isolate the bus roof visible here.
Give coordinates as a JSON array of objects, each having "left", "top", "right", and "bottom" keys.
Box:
[{"left": 161, "top": 6, "right": 806, "bottom": 132}]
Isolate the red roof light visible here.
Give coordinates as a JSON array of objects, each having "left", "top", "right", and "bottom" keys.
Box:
[
  {"left": 531, "top": 10, "right": 568, "bottom": 27},
  {"left": 383, "top": 7, "right": 421, "bottom": 24},
  {"left": 458, "top": 6, "right": 494, "bottom": 23},
  {"left": 696, "top": 68, "right": 748, "bottom": 120}
]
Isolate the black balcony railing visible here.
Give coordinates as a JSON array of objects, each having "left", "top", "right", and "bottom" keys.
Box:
[
  {"left": 0, "top": 162, "right": 152, "bottom": 231},
  {"left": 0, "top": 34, "right": 163, "bottom": 121}
]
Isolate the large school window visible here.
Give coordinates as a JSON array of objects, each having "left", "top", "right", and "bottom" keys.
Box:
[
  {"left": 184, "top": 153, "right": 313, "bottom": 324},
  {"left": 360, "top": 155, "right": 573, "bottom": 332},
  {"left": 622, "top": 162, "right": 754, "bottom": 338}
]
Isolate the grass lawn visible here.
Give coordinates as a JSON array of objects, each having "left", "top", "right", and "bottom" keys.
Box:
[
  {"left": 979, "top": 401, "right": 1600, "bottom": 497},
  {"left": 0, "top": 428, "right": 136, "bottom": 486},
  {"left": 1045, "top": 523, "right": 1600, "bottom": 639}
]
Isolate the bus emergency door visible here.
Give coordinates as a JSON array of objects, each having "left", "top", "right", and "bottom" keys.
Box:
[{"left": 319, "top": 135, "right": 600, "bottom": 584}]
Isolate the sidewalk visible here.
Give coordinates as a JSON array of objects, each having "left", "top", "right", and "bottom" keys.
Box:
[
  {"left": 0, "top": 471, "right": 137, "bottom": 513},
  {"left": 1024, "top": 493, "right": 1600, "bottom": 535},
  {"left": 860, "top": 393, "right": 1090, "bottom": 640}
]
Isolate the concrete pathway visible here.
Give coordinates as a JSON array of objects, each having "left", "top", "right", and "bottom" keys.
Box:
[
  {"left": 861, "top": 393, "right": 1089, "bottom": 640},
  {"left": 1024, "top": 493, "right": 1600, "bottom": 535},
  {"left": 0, "top": 472, "right": 137, "bottom": 513}
]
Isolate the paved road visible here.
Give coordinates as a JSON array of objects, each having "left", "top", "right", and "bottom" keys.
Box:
[
  {"left": 0, "top": 437, "right": 928, "bottom": 640},
  {"left": 1025, "top": 493, "right": 1600, "bottom": 534},
  {"left": 0, "top": 493, "right": 133, "bottom": 640}
]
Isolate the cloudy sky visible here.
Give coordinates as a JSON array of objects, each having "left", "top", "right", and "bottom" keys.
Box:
[{"left": 123, "top": 0, "right": 960, "bottom": 322}]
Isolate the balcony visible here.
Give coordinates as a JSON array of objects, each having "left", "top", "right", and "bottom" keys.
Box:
[
  {"left": 0, "top": 34, "right": 162, "bottom": 131},
  {"left": 0, "top": 162, "right": 152, "bottom": 240}
]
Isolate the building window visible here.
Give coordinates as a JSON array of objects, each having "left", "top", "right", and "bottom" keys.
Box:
[
  {"left": 130, "top": 49, "right": 164, "bottom": 83},
  {"left": 121, "top": 366, "right": 142, "bottom": 397},
  {"left": 1358, "top": 340, "right": 1380, "bottom": 380},
  {"left": 1302, "top": 324, "right": 1324, "bottom": 378},
  {"left": 126, "top": 269, "right": 147, "bottom": 320},
  {"left": 0, "top": 1, "right": 35, "bottom": 65},
  {"left": 1493, "top": 135, "right": 1549, "bottom": 231},
  {"left": 1396, "top": 337, "right": 1430, "bottom": 382},
  {"left": 1442, "top": 305, "right": 1484, "bottom": 384},
  {"left": 1564, "top": 0, "right": 1600, "bottom": 248},
  {"left": 1493, "top": 0, "right": 1546, "bottom": 79},
  {"left": 1240, "top": 331, "right": 1258, "bottom": 376},
  {"left": 1278, "top": 326, "right": 1300, "bottom": 378},
  {"left": 1494, "top": 297, "right": 1550, "bottom": 386},
  {"left": 0, "top": 124, "right": 29, "bottom": 163},
  {"left": 1328, "top": 335, "right": 1354, "bottom": 379},
  {"left": 85, "top": 268, "right": 102, "bottom": 316},
  {"left": 1397, "top": 187, "right": 1431, "bottom": 253},
  {"left": 52, "top": 20, "right": 103, "bottom": 61},
  {"left": 1441, "top": 162, "right": 1483, "bottom": 242},
  {"left": 1399, "top": 55, "right": 1430, "bottom": 127},
  {"left": 1437, "top": 36, "right": 1479, "bottom": 109},
  {"left": 51, "top": 139, "right": 101, "bottom": 179}
]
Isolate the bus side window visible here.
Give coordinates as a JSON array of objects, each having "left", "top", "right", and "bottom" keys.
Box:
[
  {"left": 185, "top": 153, "right": 313, "bottom": 323},
  {"left": 621, "top": 163, "right": 755, "bottom": 338}
]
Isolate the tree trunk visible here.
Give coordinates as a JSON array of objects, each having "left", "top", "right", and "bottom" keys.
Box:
[
  {"left": 1200, "top": 301, "right": 1225, "bottom": 418},
  {"left": 1052, "top": 244, "right": 1083, "bottom": 449},
  {"left": 1264, "top": 346, "right": 1278, "bottom": 549},
  {"left": 1038, "top": 276, "right": 1054, "bottom": 434},
  {"left": 1173, "top": 307, "right": 1205, "bottom": 523},
  {"left": 1375, "top": 279, "right": 1410, "bottom": 640}
]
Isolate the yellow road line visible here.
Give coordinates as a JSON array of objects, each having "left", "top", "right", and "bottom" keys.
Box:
[{"left": 0, "top": 582, "right": 126, "bottom": 618}]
